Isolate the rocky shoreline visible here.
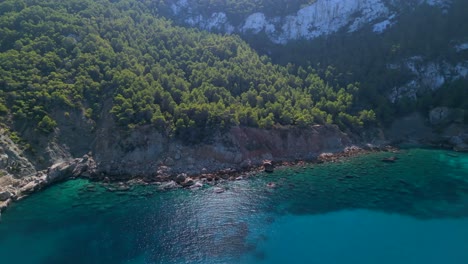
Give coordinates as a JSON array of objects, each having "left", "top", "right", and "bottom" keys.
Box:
[
  {"left": 2, "top": 110, "right": 467, "bottom": 214},
  {"left": 0, "top": 143, "right": 399, "bottom": 214}
]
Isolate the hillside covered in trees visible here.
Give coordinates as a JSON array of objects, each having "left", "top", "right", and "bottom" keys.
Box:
[
  {"left": 0, "top": 0, "right": 376, "bottom": 145},
  {"left": 156, "top": 0, "right": 468, "bottom": 125}
]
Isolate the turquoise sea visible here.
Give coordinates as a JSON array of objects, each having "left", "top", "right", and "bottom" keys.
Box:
[{"left": 1, "top": 148, "right": 468, "bottom": 264}]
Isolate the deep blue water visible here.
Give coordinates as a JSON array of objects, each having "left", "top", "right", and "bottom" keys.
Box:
[{"left": 1, "top": 148, "right": 468, "bottom": 263}]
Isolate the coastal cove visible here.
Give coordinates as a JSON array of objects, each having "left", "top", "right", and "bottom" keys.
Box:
[{"left": 1, "top": 148, "right": 468, "bottom": 263}]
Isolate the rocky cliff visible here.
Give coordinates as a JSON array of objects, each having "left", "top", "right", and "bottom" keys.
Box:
[
  {"left": 92, "top": 125, "right": 351, "bottom": 178},
  {"left": 167, "top": 0, "right": 452, "bottom": 44},
  {"left": 0, "top": 123, "right": 354, "bottom": 211},
  {"left": 2, "top": 110, "right": 467, "bottom": 212}
]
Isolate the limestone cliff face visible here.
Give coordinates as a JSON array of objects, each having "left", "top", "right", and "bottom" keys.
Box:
[
  {"left": 387, "top": 57, "right": 468, "bottom": 104},
  {"left": 168, "top": 0, "right": 452, "bottom": 44},
  {"left": 92, "top": 125, "right": 351, "bottom": 177}
]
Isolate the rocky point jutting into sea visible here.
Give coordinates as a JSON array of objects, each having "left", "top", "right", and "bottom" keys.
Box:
[{"left": 1, "top": 106, "right": 467, "bottom": 212}]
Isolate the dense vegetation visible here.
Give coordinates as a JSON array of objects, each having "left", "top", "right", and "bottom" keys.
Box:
[
  {"left": 0, "top": 0, "right": 375, "bottom": 143},
  {"left": 153, "top": 0, "right": 468, "bottom": 125}
]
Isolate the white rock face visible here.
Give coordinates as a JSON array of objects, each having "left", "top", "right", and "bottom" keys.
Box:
[
  {"left": 242, "top": 13, "right": 269, "bottom": 34},
  {"left": 455, "top": 43, "right": 468, "bottom": 52},
  {"left": 388, "top": 57, "right": 468, "bottom": 103},
  {"left": 169, "top": 0, "right": 453, "bottom": 43},
  {"left": 170, "top": 0, "right": 189, "bottom": 15},
  {"left": 455, "top": 62, "right": 468, "bottom": 78},
  {"left": 246, "top": 0, "right": 391, "bottom": 43},
  {"left": 186, "top": 12, "right": 235, "bottom": 34}
]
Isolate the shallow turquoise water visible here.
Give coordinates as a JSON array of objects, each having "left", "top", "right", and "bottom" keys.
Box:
[{"left": 1, "top": 148, "right": 468, "bottom": 263}]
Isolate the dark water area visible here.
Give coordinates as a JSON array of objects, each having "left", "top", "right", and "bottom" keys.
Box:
[{"left": 1, "top": 148, "right": 468, "bottom": 263}]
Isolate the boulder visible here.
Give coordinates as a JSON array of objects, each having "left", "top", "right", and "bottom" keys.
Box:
[
  {"left": 158, "top": 181, "right": 180, "bottom": 191},
  {"left": 175, "top": 173, "right": 187, "bottom": 184},
  {"left": 46, "top": 161, "right": 76, "bottom": 183},
  {"left": 0, "top": 191, "right": 11, "bottom": 201},
  {"left": 181, "top": 178, "right": 195, "bottom": 187},
  {"left": 263, "top": 160, "right": 274, "bottom": 173},
  {"left": 189, "top": 181, "right": 203, "bottom": 190}
]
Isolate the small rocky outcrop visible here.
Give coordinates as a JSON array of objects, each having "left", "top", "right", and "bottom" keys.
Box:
[{"left": 46, "top": 155, "right": 97, "bottom": 184}]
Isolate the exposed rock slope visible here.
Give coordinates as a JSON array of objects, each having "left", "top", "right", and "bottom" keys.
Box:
[{"left": 168, "top": 0, "right": 453, "bottom": 43}]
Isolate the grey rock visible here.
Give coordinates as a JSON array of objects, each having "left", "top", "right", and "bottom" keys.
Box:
[
  {"left": 175, "top": 173, "right": 187, "bottom": 184},
  {"left": 0, "top": 191, "right": 11, "bottom": 201},
  {"left": 46, "top": 161, "right": 76, "bottom": 183},
  {"left": 20, "top": 181, "right": 38, "bottom": 194},
  {"left": 158, "top": 181, "right": 181, "bottom": 191},
  {"left": 189, "top": 181, "right": 203, "bottom": 190},
  {"left": 182, "top": 178, "right": 195, "bottom": 187}
]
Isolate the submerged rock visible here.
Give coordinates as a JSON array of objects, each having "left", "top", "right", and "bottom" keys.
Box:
[
  {"left": 213, "top": 187, "right": 225, "bottom": 193},
  {"left": 382, "top": 156, "right": 398, "bottom": 163},
  {"left": 116, "top": 185, "right": 131, "bottom": 192}
]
